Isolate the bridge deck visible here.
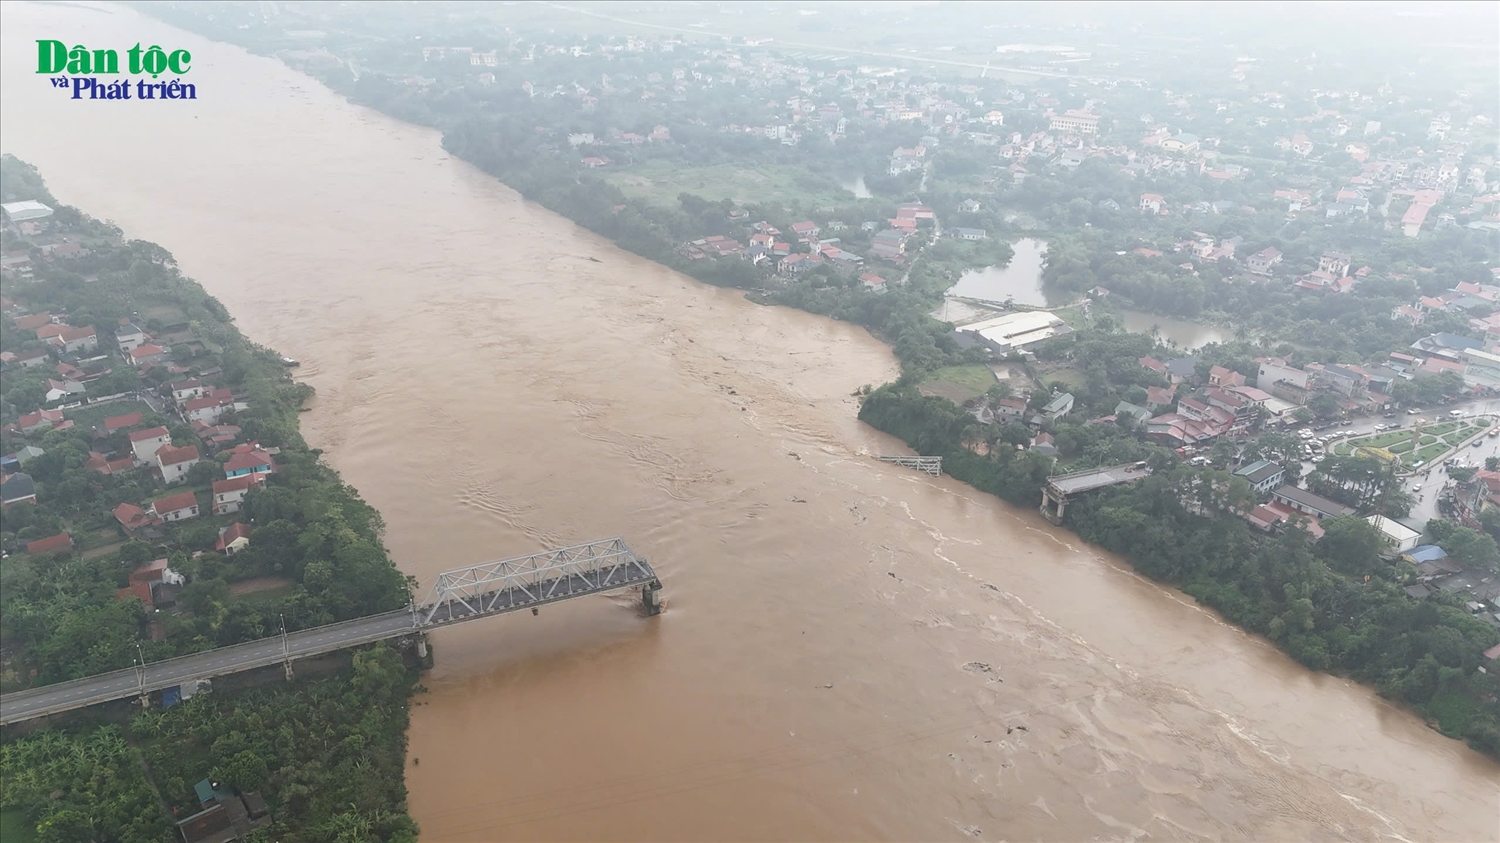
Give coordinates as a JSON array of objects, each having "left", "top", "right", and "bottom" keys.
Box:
[
  {"left": 1, "top": 538, "right": 657, "bottom": 726},
  {"left": 1046, "top": 462, "right": 1152, "bottom": 495}
]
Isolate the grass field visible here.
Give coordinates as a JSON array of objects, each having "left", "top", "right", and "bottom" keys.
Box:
[
  {"left": 606, "top": 161, "right": 858, "bottom": 211},
  {"left": 64, "top": 399, "right": 153, "bottom": 432},
  {"left": 918, "top": 364, "right": 996, "bottom": 404}
]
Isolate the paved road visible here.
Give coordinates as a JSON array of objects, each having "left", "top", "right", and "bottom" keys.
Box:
[
  {"left": 1277, "top": 396, "right": 1500, "bottom": 531},
  {"left": 0, "top": 610, "right": 415, "bottom": 725}
]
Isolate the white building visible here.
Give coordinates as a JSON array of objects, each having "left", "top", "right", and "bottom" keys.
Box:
[
  {"left": 955, "top": 311, "right": 1073, "bottom": 354},
  {"left": 1366, "top": 514, "right": 1421, "bottom": 554},
  {"left": 129, "top": 427, "right": 171, "bottom": 465}
]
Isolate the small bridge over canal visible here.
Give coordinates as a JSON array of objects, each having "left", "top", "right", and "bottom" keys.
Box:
[
  {"left": 0, "top": 538, "right": 660, "bottom": 726},
  {"left": 1040, "top": 462, "right": 1153, "bottom": 524}
]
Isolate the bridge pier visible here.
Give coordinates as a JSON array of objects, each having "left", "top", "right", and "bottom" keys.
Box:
[
  {"left": 1039, "top": 488, "right": 1067, "bottom": 525},
  {"left": 283, "top": 660, "right": 294, "bottom": 680},
  {"left": 642, "top": 579, "right": 663, "bottom": 616},
  {"left": 415, "top": 635, "right": 428, "bottom": 659}
]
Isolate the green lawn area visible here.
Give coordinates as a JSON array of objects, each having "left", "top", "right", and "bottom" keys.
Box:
[
  {"left": 0, "top": 808, "right": 38, "bottom": 843},
  {"left": 1051, "top": 304, "right": 1085, "bottom": 328},
  {"left": 65, "top": 399, "right": 153, "bottom": 432},
  {"left": 605, "top": 161, "right": 858, "bottom": 210},
  {"left": 1041, "top": 366, "right": 1088, "bottom": 390},
  {"left": 1414, "top": 443, "right": 1450, "bottom": 463},
  {"left": 918, "top": 364, "right": 997, "bottom": 404}
]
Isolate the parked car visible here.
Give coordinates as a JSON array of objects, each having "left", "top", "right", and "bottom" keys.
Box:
[{"left": 1408, "top": 408, "right": 1419, "bottom": 415}]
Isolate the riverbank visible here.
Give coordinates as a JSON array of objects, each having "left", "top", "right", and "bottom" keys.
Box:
[{"left": 0, "top": 157, "right": 422, "bottom": 839}]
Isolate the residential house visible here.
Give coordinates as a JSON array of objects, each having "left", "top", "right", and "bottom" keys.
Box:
[
  {"left": 859, "top": 273, "right": 888, "bottom": 293},
  {"left": 9, "top": 347, "right": 51, "bottom": 369},
  {"left": 1319, "top": 251, "right": 1352, "bottom": 278},
  {"left": 50, "top": 326, "right": 98, "bottom": 354},
  {"left": 1030, "top": 432, "right": 1059, "bottom": 456},
  {"left": 1033, "top": 392, "right": 1074, "bottom": 425},
  {"left": 12, "top": 408, "right": 64, "bottom": 435},
  {"left": 44, "top": 378, "right": 85, "bottom": 403},
  {"left": 113, "top": 502, "right": 155, "bottom": 536},
  {"left": 1139, "top": 193, "right": 1166, "bottom": 214},
  {"left": 129, "top": 426, "right": 172, "bottom": 464},
  {"left": 1208, "top": 365, "right": 1245, "bottom": 387},
  {"left": 213, "top": 474, "right": 266, "bottom": 515},
  {"left": 129, "top": 344, "right": 169, "bottom": 367},
  {"left": 952, "top": 228, "right": 988, "bottom": 241},
  {"left": 1, "top": 473, "right": 37, "bottom": 508},
  {"left": 170, "top": 379, "right": 206, "bottom": 404},
  {"left": 217, "top": 522, "right": 254, "bottom": 555},
  {"left": 156, "top": 444, "right": 201, "bottom": 485},
  {"left": 1144, "top": 385, "right": 1177, "bottom": 411},
  {"left": 1247, "top": 247, "right": 1283, "bottom": 276},
  {"left": 223, "top": 444, "right": 275, "bottom": 479},
  {"left": 993, "top": 397, "right": 1028, "bottom": 423},
  {"left": 1165, "top": 358, "right": 1197, "bottom": 384},
  {"left": 1233, "top": 460, "right": 1286, "bottom": 496},
  {"left": 115, "top": 322, "right": 147, "bottom": 353},
  {"left": 1114, "top": 401, "right": 1152, "bottom": 425},
  {"left": 150, "top": 491, "right": 200, "bottom": 522},
  {"left": 182, "top": 395, "right": 231, "bottom": 425},
  {"left": 1271, "top": 486, "right": 1355, "bottom": 519},
  {"left": 1366, "top": 514, "right": 1421, "bottom": 554},
  {"left": 86, "top": 451, "right": 136, "bottom": 475},
  {"left": 26, "top": 531, "right": 72, "bottom": 556},
  {"left": 1256, "top": 357, "right": 1309, "bottom": 403},
  {"left": 1139, "top": 356, "right": 1168, "bottom": 376},
  {"left": 789, "top": 221, "right": 820, "bottom": 241},
  {"left": 1315, "top": 364, "right": 1368, "bottom": 397}
]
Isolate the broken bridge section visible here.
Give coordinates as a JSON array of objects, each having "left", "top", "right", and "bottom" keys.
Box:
[
  {"left": 1040, "top": 462, "right": 1153, "bottom": 524},
  {"left": 877, "top": 455, "right": 943, "bottom": 476}
]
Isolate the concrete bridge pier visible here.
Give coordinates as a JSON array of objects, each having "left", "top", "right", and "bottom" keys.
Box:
[
  {"left": 642, "top": 579, "right": 663, "bottom": 616},
  {"left": 415, "top": 635, "right": 428, "bottom": 659},
  {"left": 283, "top": 660, "right": 294, "bottom": 680},
  {"left": 1040, "top": 488, "right": 1066, "bottom": 525}
]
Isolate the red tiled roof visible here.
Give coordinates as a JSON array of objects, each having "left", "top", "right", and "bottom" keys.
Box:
[
  {"left": 104, "top": 413, "right": 143, "bottom": 431},
  {"left": 129, "top": 426, "right": 170, "bottom": 442},
  {"left": 26, "top": 532, "right": 71, "bottom": 555},
  {"left": 216, "top": 522, "right": 254, "bottom": 552},
  {"left": 114, "top": 502, "right": 150, "bottom": 527},
  {"left": 224, "top": 451, "right": 274, "bottom": 473},
  {"left": 156, "top": 444, "right": 200, "bottom": 466},
  {"left": 151, "top": 491, "right": 198, "bottom": 514},
  {"left": 129, "top": 344, "right": 166, "bottom": 360},
  {"left": 115, "top": 582, "right": 154, "bottom": 607},
  {"left": 213, "top": 475, "right": 263, "bottom": 495}
]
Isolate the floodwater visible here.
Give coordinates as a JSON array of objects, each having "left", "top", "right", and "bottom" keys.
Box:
[
  {"left": 4, "top": 4, "right": 1499, "bottom": 842},
  {"left": 1117, "top": 310, "right": 1233, "bottom": 350},
  {"left": 948, "top": 240, "right": 1232, "bottom": 349},
  {"left": 946, "top": 238, "right": 1052, "bottom": 307}
]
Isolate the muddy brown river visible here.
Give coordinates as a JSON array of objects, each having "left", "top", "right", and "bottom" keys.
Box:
[{"left": 3, "top": 4, "right": 1498, "bottom": 840}]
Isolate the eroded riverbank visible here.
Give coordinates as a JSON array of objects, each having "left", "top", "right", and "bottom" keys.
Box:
[{"left": 3, "top": 3, "right": 1497, "bottom": 840}]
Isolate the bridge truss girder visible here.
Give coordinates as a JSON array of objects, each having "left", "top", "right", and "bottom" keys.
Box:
[{"left": 420, "top": 537, "right": 655, "bottom": 625}]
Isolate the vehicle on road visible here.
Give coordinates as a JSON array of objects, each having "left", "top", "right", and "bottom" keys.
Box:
[
  {"left": 1374, "top": 424, "right": 1387, "bottom": 431},
  {"left": 1474, "top": 439, "right": 1485, "bottom": 448},
  {"left": 1490, "top": 428, "right": 1499, "bottom": 438},
  {"left": 1408, "top": 408, "right": 1419, "bottom": 414},
  {"left": 1414, "top": 484, "right": 1423, "bottom": 492}
]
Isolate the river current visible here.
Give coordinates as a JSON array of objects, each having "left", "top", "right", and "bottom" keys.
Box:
[{"left": 2, "top": 4, "right": 1497, "bottom": 840}]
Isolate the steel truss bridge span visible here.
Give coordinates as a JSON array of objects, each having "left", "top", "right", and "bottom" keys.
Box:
[{"left": 0, "top": 538, "right": 659, "bottom": 726}]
